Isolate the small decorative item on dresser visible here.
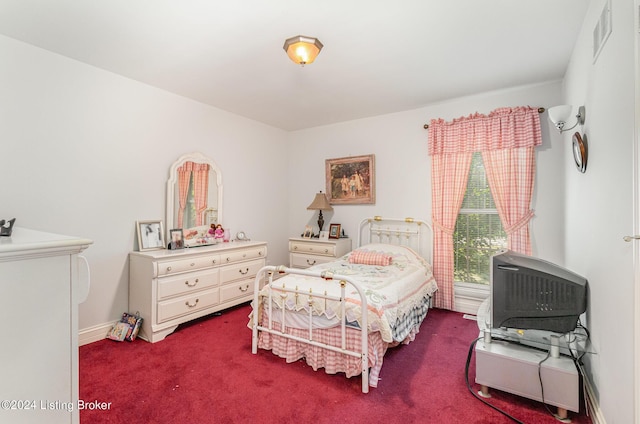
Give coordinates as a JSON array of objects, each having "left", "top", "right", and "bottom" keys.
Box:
[
  {"left": 0, "top": 218, "right": 16, "bottom": 236},
  {"left": 235, "top": 231, "right": 250, "bottom": 241},
  {"left": 302, "top": 225, "right": 313, "bottom": 238},
  {"left": 136, "top": 220, "right": 165, "bottom": 251},
  {"left": 328, "top": 223, "right": 341, "bottom": 239},
  {"left": 169, "top": 229, "right": 184, "bottom": 250}
]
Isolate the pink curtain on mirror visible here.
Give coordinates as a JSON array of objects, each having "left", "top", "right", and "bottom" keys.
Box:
[
  {"left": 192, "top": 164, "right": 209, "bottom": 226},
  {"left": 428, "top": 106, "right": 541, "bottom": 310},
  {"left": 177, "top": 163, "right": 193, "bottom": 228}
]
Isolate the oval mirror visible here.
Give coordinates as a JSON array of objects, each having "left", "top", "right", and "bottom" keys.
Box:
[{"left": 166, "top": 152, "right": 223, "bottom": 241}]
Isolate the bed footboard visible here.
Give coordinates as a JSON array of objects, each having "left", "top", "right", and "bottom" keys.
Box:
[{"left": 251, "top": 265, "right": 370, "bottom": 393}]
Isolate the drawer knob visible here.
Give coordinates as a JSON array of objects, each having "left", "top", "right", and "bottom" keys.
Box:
[
  {"left": 185, "top": 279, "right": 199, "bottom": 287},
  {"left": 166, "top": 266, "right": 172, "bottom": 272},
  {"left": 324, "top": 249, "right": 328, "bottom": 253},
  {"left": 239, "top": 267, "right": 249, "bottom": 275},
  {"left": 190, "top": 263, "right": 195, "bottom": 267},
  {"left": 239, "top": 284, "right": 249, "bottom": 292},
  {"left": 243, "top": 253, "right": 246, "bottom": 257},
  {"left": 259, "top": 251, "right": 263, "bottom": 256},
  {"left": 306, "top": 259, "right": 316, "bottom": 266},
  {"left": 185, "top": 299, "right": 199, "bottom": 308},
  {"left": 226, "top": 257, "right": 230, "bottom": 262},
  {"left": 212, "top": 259, "right": 216, "bottom": 264},
  {"left": 294, "top": 246, "right": 298, "bottom": 250}
]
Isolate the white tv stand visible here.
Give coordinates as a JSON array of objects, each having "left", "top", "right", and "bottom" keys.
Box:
[{"left": 474, "top": 300, "right": 581, "bottom": 421}]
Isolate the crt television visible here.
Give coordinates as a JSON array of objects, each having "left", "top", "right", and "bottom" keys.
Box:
[{"left": 490, "top": 250, "right": 588, "bottom": 334}]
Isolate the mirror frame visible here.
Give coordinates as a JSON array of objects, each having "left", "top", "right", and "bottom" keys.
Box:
[{"left": 166, "top": 152, "right": 223, "bottom": 240}]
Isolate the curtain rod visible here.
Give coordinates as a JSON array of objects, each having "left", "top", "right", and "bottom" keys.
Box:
[{"left": 423, "top": 107, "right": 546, "bottom": 129}]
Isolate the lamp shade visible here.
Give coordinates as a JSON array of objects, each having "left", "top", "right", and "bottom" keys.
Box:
[
  {"left": 283, "top": 35, "right": 323, "bottom": 65},
  {"left": 548, "top": 105, "right": 573, "bottom": 126},
  {"left": 307, "top": 192, "right": 333, "bottom": 211}
]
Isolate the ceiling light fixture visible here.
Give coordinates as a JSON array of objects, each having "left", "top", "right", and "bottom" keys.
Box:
[
  {"left": 548, "top": 105, "right": 586, "bottom": 133},
  {"left": 283, "top": 35, "right": 323, "bottom": 66}
]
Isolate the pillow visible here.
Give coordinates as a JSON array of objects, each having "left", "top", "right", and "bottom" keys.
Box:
[{"left": 348, "top": 249, "right": 393, "bottom": 266}]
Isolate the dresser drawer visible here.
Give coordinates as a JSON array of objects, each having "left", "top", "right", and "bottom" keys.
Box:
[
  {"left": 157, "top": 288, "right": 219, "bottom": 323},
  {"left": 221, "top": 246, "right": 266, "bottom": 265},
  {"left": 289, "top": 253, "right": 335, "bottom": 269},
  {"left": 220, "top": 258, "right": 265, "bottom": 283},
  {"left": 220, "top": 278, "right": 254, "bottom": 303},
  {"left": 289, "top": 240, "right": 336, "bottom": 257},
  {"left": 157, "top": 254, "right": 221, "bottom": 276},
  {"left": 157, "top": 270, "right": 219, "bottom": 300}
]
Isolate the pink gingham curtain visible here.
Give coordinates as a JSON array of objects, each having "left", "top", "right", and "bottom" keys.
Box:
[
  {"left": 428, "top": 107, "right": 541, "bottom": 310},
  {"left": 177, "top": 163, "right": 192, "bottom": 228},
  {"left": 482, "top": 147, "right": 536, "bottom": 255},
  {"left": 430, "top": 153, "right": 473, "bottom": 310},
  {"left": 192, "top": 163, "right": 209, "bottom": 226}
]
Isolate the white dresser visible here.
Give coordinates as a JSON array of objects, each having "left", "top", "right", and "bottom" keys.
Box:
[
  {"left": 288, "top": 237, "right": 352, "bottom": 269},
  {"left": 0, "top": 228, "right": 92, "bottom": 424},
  {"left": 129, "top": 241, "right": 267, "bottom": 342}
]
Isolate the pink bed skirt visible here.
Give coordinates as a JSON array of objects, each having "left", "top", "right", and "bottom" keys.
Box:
[{"left": 256, "top": 310, "right": 420, "bottom": 387}]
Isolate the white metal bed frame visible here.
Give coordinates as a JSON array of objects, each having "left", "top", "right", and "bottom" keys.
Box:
[{"left": 251, "top": 217, "right": 433, "bottom": 393}]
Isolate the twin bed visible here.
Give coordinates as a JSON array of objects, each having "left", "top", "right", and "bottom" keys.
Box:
[{"left": 249, "top": 217, "right": 437, "bottom": 393}]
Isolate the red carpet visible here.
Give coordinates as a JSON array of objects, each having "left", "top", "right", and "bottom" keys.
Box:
[{"left": 80, "top": 304, "right": 592, "bottom": 423}]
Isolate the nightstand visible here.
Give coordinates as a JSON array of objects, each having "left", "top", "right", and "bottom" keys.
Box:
[{"left": 289, "top": 237, "right": 352, "bottom": 269}]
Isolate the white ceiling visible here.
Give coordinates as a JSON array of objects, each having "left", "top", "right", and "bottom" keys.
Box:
[{"left": 0, "top": 1, "right": 589, "bottom": 131}]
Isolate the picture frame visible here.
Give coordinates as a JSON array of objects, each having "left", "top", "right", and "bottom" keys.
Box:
[
  {"left": 136, "top": 220, "right": 165, "bottom": 251},
  {"left": 169, "top": 228, "right": 185, "bottom": 250},
  {"left": 302, "top": 225, "right": 314, "bottom": 239},
  {"left": 329, "top": 223, "right": 341, "bottom": 239},
  {"left": 325, "top": 154, "right": 375, "bottom": 205}
]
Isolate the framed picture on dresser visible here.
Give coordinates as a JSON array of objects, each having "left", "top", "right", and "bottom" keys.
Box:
[
  {"left": 329, "top": 223, "right": 341, "bottom": 239},
  {"left": 136, "top": 220, "right": 165, "bottom": 251},
  {"left": 302, "top": 225, "right": 313, "bottom": 239},
  {"left": 169, "top": 229, "right": 184, "bottom": 250}
]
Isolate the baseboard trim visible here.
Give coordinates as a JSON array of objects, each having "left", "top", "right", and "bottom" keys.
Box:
[
  {"left": 79, "top": 322, "right": 112, "bottom": 346},
  {"left": 577, "top": 361, "right": 606, "bottom": 424},
  {"left": 454, "top": 282, "right": 489, "bottom": 315}
]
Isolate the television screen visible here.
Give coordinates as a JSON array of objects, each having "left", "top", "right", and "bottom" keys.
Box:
[{"left": 491, "top": 250, "right": 588, "bottom": 333}]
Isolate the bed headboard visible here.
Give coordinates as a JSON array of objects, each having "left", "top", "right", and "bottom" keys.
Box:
[{"left": 358, "top": 216, "right": 433, "bottom": 264}]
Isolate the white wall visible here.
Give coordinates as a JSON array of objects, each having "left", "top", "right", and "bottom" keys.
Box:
[
  {"left": 3, "top": 9, "right": 631, "bottom": 420},
  {"left": 563, "top": 0, "right": 636, "bottom": 422},
  {"left": 287, "top": 82, "right": 567, "bottom": 264},
  {"left": 0, "top": 35, "right": 291, "bottom": 331}
]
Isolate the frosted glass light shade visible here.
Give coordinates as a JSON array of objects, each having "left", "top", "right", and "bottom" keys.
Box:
[
  {"left": 548, "top": 105, "right": 573, "bottom": 125},
  {"left": 283, "top": 35, "right": 323, "bottom": 65},
  {"left": 548, "top": 105, "right": 585, "bottom": 133}
]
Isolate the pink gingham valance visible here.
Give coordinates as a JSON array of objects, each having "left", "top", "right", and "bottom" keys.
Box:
[{"left": 428, "top": 107, "right": 542, "bottom": 156}]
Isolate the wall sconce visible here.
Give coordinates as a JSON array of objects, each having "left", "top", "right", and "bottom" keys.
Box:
[
  {"left": 548, "top": 105, "right": 586, "bottom": 133},
  {"left": 307, "top": 191, "right": 333, "bottom": 235},
  {"left": 283, "top": 35, "right": 323, "bottom": 66}
]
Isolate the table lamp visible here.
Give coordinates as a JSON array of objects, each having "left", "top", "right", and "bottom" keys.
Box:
[{"left": 306, "top": 191, "right": 333, "bottom": 236}]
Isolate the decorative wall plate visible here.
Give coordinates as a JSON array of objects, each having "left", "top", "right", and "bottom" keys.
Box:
[{"left": 572, "top": 132, "right": 588, "bottom": 173}]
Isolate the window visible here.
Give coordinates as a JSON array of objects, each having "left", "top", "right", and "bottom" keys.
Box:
[{"left": 453, "top": 152, "right": 506, "bottom": 284}]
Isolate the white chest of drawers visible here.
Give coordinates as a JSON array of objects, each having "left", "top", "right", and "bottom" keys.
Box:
[
  {"left": 288, "top": 237, "right": 352, "bottom": 269},
  {"left": 129, "top": 241, "right": 267, "bottom": 342},
  {"left": 0, "top": 228, "right": 91, "bottom": 424}
]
